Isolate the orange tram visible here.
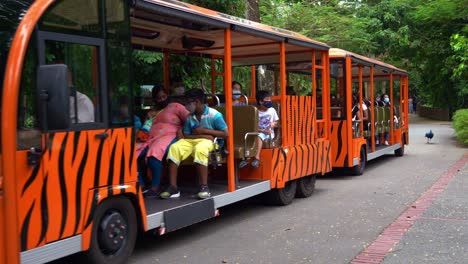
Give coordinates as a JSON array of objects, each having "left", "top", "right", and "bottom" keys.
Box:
[{"left": 0, "top": 0, "right": 408, "bottom": 263}]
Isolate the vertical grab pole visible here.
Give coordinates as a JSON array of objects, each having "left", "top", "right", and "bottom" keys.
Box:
[
  {"left": 280, "top": 41, "right": 287, "bottom": 147},
  {"left": 370, "top": 67, "right": 375, "bottom": 152},
  {"left": 251, "top": 65, "right": 256, "bottom": 100},
  {"left": 345, "top": 57, "right": 353, "bottom": 167},
  {"left": 358, "top": 65, "right": 363, "bottom": 134},
  {"left": 400, "top": 75, "right": 404, "bottom": 129},
  {"left": 224, "top": 28, "right": 235, "bottom": 192},
  {"left": 389, "top": 73, "right": 394, "bottom": 143},
  {"left": 405, "top": 76, "right": 409, "bottom": 129},
  {"left": 311, "top": 51, "right": 317, "bottom": 143},
  {"left": 322, "top": 51, "right": 330, "bottom": 139}
]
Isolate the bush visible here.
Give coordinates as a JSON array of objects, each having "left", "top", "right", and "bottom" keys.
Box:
[{"left": 452, "top": 109, "right": 468, "bottom": 146}]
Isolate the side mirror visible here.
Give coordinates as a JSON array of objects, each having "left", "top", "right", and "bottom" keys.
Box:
[{"left": 37, "top": 64, "right": 70, "bottom": 130}]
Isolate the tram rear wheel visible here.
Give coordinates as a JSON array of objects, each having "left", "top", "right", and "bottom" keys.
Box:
[
  {"left": 295, "top": 175, "right": 316, "bottom": 198},
  {"left": 264, "top": 180, "right": 297, "bottom": 205},
  {"left": 351, "top": 146, "right": 366, "bottom": 176}
]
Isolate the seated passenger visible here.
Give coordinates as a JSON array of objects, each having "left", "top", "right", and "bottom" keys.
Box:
[
  {"left": 375, "top": 94, "right": 385, "bottom": 107},
  {"left": 137, "top": 85, "right": 190, "bottom": 198},
  {"left": 68, "top": 71, "right": 94, "bottom": 123},
  {"left": 160, "top": 88, "right": 229, "bottom": 199},
  {"left": 221, "top": 81, "right": 246, "bottom": 106},
  {"left": 112, "top": 97, "right": 142, "bottom": 129},
  {"left": 239, "top": 90, "right": 279, "bottom": 169}
]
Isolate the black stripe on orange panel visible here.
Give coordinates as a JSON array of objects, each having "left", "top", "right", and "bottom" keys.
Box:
[
  {"left": 72, "top": 131, "right": 81, "bottom": 162},
  {"left": 85, "top": 189, "right": 99, "bottom": 227},
  {"left": 38, "top": 174, "right": 49, "bottom": 246},
  {"left": 108, "top": 138, "right": 119, "bottom": 197},
  {"left": 21, "top": 201, "right": 35, "bottom": 251},
  {"left": 21, "top": 161, "right": 41, "bottom": 196},
  {"left": 73, "top": 135, "right": 89, "bottom": 234},
  {"left": 58, "top": 133, "right": 69, "bottom": 238}
]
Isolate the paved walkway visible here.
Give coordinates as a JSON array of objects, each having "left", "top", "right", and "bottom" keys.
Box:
[{"left": 351, "top": 113, "right": 468, "bottom": 264}]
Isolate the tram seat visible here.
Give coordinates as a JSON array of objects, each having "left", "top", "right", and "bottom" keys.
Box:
[
  {"left": 383, "top": 107, "right": 390, "bottom": 132},
  {"left": 378, "top": 107, "right": 385, "bottom": 134},
  {"left": 214, "top": 106, "right": 259, "bottom": 159},
  {"left": 374, "top": 107, "right": 381, "bottom": 135}
]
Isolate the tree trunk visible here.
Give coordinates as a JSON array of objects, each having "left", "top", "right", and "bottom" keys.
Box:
[{"left": 245, "top": 0, "right": 260, "bottom": 22}]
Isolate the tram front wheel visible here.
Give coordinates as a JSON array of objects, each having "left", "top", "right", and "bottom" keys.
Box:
[{"left": 86, "top": 196, "right": 137, "bottom": 264}]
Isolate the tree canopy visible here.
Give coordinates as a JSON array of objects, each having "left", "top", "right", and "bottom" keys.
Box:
[{"left": 133, "top": 0, "right": 467, "bottom": 112}]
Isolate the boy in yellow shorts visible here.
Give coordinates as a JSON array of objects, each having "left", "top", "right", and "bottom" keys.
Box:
[{"left": 160, "top": 88, "right": 229, "bottom": 199}]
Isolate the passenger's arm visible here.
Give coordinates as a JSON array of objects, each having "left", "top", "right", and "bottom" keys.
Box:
[{"left": 192, "top": 126, "right": 228, "bottom": 138}]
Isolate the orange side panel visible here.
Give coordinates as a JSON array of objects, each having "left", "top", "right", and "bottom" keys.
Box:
[
  {"left": 392, "top": 129, "right": 402, "bottom": 145},
  {"left": 284, "top": 96, "right": 314, "bottom": 146},
  {"left": 271, "top": 140, "right": 332, "bottom": 188},
  {"left": 352, "top": 138, "right": 367, "bottom": 161},
  {"left": 16, "top": 151, "right": 46, "bottom": 251},
  {"left": 330, "top": 120, "right": 349, "bottom": 167},
  {"left": 0, "top": 195, "right": 5, "bottom": 264},
  {"left": 17, "top": 128, "right": 140, "bottom": 251}
]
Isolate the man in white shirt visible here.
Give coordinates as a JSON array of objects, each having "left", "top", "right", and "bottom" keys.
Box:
[
  {"left": 68, "top": 70, "right": 94, "bottom": 123},
  {"left": 70, "top": 91, "right": 94, "bottom": 123}
]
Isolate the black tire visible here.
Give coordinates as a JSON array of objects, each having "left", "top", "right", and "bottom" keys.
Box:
[
  {"left": 86, "top": 196, "right": 137, "bottom": 264},
  {"left": 351, "top": 146, "right": 366, "bottom": 176},
  {"left": 264, "top": 180, "right": 297, "bottom": 205},
  {"left": 395, "top": 136, "right": 405, "bottom": 157},
  {"left": 295, "top": 175, "right": 316, "bottom": 198}
]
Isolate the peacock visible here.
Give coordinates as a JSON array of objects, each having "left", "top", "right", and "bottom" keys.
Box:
[{"left": 425, "top": 130, "right": 434, "bottom": 143}]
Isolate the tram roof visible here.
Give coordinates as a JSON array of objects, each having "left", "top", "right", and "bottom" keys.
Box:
[
  {"left": 329, "top": 48, "right": 407, "bottom": 75},
  {"left": 131, "top": 0, "right": 330, "bottom": 51}
]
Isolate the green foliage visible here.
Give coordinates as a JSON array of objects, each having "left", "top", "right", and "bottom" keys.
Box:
[
  {"left": 259, "top": 0, "right": 468, "bottom": 112},
  {"left": 452, "top": 109, "right": 468, "bottom": 146}
]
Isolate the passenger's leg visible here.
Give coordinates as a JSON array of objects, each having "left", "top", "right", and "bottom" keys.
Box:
[
  {"left": 193, "top": 139, "right": 214, "bottom": 199},
  {"left": 193, "top": 139, "right": 214, "bottom": 185},
  {"left": 166, "top": 139, "right": 194, "bottom": 187},
  {"left": 147, "top": 157, "right": 162, "bottom": 190},
  {"left": 137, "top": 146, "right": 149, "bottom": 186}
]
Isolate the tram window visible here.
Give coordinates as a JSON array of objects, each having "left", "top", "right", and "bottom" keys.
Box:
[
  {"left": 232, "top": 66, "right": 252, "bottom": 96},
  {"left": 45, "top": 41, "right": 100, "bottom": 124},
  {"left": 330, "top": 61, "right": 345, "bottom": 120},
  {"left": 169, "top": 54, "right": 212, "bottom": 92},
  {"left": 315, "top": 68, "right": 324, "bottom": 119},
  {"left": 288, "top": 72, "right": 312, "bottom": 96},
  {"left": 256, "top": 65, "right": 280, "bottom": 96},
  {"left": 39, "top": 0, "right": 103, "bottom": 38}
]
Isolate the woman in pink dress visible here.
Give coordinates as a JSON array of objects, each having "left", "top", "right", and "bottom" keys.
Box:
[{"left": 138, "top": 85, "right": 189, "bottom": 197}]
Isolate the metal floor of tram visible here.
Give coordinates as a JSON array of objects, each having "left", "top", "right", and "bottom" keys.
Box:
[{"left": 144, "top": 180, "right": 264, "bottom": 215}]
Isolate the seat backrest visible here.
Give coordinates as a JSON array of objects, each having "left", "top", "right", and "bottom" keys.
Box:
[
  {"left": 384, "top": 107, "right": 390, "bottom": 126},
  {"left": 214, "top": 106, "right": 259, "bottom": 151}
]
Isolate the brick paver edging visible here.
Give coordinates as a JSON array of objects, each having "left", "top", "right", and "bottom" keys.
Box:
[{"left": 350, "top": 153, "right": 468, "bottom": 264}]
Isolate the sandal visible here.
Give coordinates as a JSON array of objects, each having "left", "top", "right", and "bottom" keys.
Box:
[{"left": 251, "top": 158, "right": 260, "bottom": 168}]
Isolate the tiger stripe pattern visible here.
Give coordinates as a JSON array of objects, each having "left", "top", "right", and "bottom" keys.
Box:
[
  {"left": 271, "top": 140, "right": 332, "bottom": 188},
  {"left": 17, "top": 128, "right": 139, "bottom": 251},
  {"left": 330, "top": 120, "right": 349, "bottom": 167},
  {"left": 285, "top": 96, "right": 314, "bottom": 146}
]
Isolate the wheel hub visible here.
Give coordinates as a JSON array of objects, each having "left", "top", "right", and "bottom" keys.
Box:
[{"left": 98, "top": 211, "right": 128, "bottom": 254}]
